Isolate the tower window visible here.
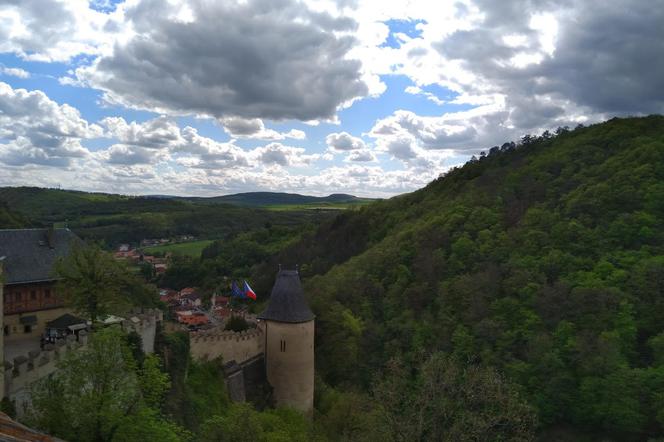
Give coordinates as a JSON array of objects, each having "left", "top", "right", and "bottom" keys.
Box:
[{"left": 280, "top": 340, "right": 286, "bottom": 352}]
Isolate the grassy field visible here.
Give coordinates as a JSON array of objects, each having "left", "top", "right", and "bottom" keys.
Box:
[
  {"left": 141, "top": 239, "right": 214, "bottom": 257},
  {"left": 264, "top": 199, "right": 376, "bottom": 211}
]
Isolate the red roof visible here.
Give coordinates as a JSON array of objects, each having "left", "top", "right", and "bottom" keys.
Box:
[{"left": 176, "top": 311, "right": 209, "bottom": 325}]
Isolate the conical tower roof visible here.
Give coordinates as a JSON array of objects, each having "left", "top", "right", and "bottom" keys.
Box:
[{"left": 258, "top": 269, "right": 314, "bottom": 323}]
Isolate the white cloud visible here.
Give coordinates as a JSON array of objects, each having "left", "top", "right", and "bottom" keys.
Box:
[
  {"left": 252, "top": 143, "right": 320, "bottom": 167},
  {"left": 404, "top": 86, "right": 445, "bottom": 105},
  {"left": 326, "top": 131, "right": 366, "bottom": 151},
  {"left": 219, "top": 117, "right": 306, "bottom": 140},
  {"left": 1, "top": 67, "right": 30, "bottom": 78},
  {"left": 75, "top": 0, "right": 367, "bottom": 121},
  {"left": 0, "top": 82, "right": 102, "bottom": 167},
  {"left": 345, "top": 149, "right": 376, "bottom": 162},
  {"left": 0, "top": 0, "right": 116, "bottom": 62}
]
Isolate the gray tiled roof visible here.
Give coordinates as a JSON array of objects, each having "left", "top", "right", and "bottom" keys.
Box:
[
  {"left": 46, "top": 313, "right": 86, "bottom": 330},
  {"left": 258, "top": 269, "right": 314, "bottom": 323},
  {"left": 0, "top": 228, "right": 79, "bottom": 285}
]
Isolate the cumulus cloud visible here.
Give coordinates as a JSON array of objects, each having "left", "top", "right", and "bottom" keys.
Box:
[
  {"left": 252, "top": 143, "right": 320, "bottom": 167},
  {"left": 0, "top": 82, "right": 102, "bottom": 167},
  {"left": 101, "top": 116, "right": 183, "bottom": 148},
  {"left": 434, "top": 0, "right": 664, "bottom": 127},
  {"left": 219, "top": 117, "right": 306, "bottom": 140},
  {"left": 1, "top": 67, "right": 30, "bottom": 78},
  {"left": 370, "top": 109, "right": 490, "bottom": 153},
  {"left": 176, "top": 126, "right": 251, "bottom": 169},
  {"left": 345, "top": 149, "right": 376, "bottom": 162},
  {"left": 326, "top": 131, "right": 366, "bottom": 152},
  {"left": 77, "top": 0, "right": 368, "bottom": 121},
  {"left": 0, "top": 0, "right": 112, "bottom": 62},
  {"left": 344, "top": 0, "right": 664, "bottom": 142},
  {"left": 104, "top": 144, "right": 169, "bottom": 165}
]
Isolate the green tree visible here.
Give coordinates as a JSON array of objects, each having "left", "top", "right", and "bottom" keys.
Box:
[
  {"left": 29, "top": 328, "right": 183, "bottom": 441},
  {"left": 199, "top": 403, "right": 314, "bottom": 442},
  {"left": 373, "top": 353, "right": 537, "bottom": 441},
  {"left": 224, "top": 315, "right": 250, "bottom": 332},
  {"left": 54, "top": 243, "right": 157, "bottom": 322}
]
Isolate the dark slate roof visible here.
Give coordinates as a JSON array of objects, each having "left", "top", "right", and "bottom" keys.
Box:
[
  {"left": 258, "top": 269, "right": 314, "bottom": 323},
  {"left": 46, "top": 313, "right": 86, "bottom": 330},
  {"left": 0, "top": 228, "right": 79, "bottom": 285}
]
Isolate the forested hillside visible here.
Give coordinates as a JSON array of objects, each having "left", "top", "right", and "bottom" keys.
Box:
[
  {"left": 0, "top": 201, "right": 28, "bottom": 228},
  {"left": 257, "top": 116, "right": 664, "bottom": 439},
  {"left": 0, "top": 187, "right": 332, "bottom": 246}
]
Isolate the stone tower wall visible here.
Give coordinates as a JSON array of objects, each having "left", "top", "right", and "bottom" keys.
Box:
[
  {"left": 190, "top": 325, "right": 265, "bottom": 364},
  {"left": 264, "top": 320, "right": 314, "bottom": 415}
]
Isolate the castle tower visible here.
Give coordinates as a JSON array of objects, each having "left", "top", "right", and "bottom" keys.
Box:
[{"left": 258, "top": 269, "right": 314, "bottom": 415}]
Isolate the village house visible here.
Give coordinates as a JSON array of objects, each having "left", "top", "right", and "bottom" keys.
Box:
[
  {"left": 175, "top": 310, "right": 209, "bottom": 328},
  {"left": 180, "top": 292, "right": 202, "bottom": 308},
  {"left": 0, "top": 228, "right": 78, "bottom": 342},
  {"left": 177, "top": 287, "right": 202, "bottom": 308}
]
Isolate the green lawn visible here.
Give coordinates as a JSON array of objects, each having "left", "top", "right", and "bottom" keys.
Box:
[{"left": 141, "top": 239, "right": 214, "bottom": 257}]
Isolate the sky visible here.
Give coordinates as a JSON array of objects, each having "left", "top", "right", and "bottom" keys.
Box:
[{"left": 0, "top": 0, "right": 663, "bottom": 197}]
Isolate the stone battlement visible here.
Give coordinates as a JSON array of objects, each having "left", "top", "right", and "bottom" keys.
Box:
[
  {"left": 189, "top": 324, "right": 265, "bottom": 364},
  {"left": 4, "top": 332, "right": 88, "bottom": 416},
  {"left": 2, "top": 308, "right": 163, "bottom": 416},
  {"left": 190, "top": 325, "right": 263, "bottom": 343}
]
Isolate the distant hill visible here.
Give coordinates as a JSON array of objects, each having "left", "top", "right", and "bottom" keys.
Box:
[
  {"left": 182, "top": 191, "right": 374, "bottom": 207},
  {"left": 0, "top": 187, "right": 340, "bottom": 246}
]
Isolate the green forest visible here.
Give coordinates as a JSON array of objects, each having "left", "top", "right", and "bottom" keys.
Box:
[{"left": 244, "top": 116, "right": 664, "bottom": 440}]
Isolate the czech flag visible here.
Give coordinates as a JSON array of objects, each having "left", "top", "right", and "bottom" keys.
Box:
[
  {"left": 231, "top": 280, "right": 244, "bottom": 298},
  {"left": 243, "top": 280, "right": 257, "bottom": 300}
]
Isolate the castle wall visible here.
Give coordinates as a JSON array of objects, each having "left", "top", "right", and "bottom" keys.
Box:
[
  {"left": 264, "top": 320, "right": 314, "bottom": 415},
  {"left": 3, "top": 310, "right": 162, "bottom": 416},
  {"left": 189, "top": 324, "right": 265, "bottom": 365},
  {"left": 121, "top": 309, "right": 163, "bottom": 354},
  {"left": 4, "top": 332, "right": 88, "bottom": 417}
]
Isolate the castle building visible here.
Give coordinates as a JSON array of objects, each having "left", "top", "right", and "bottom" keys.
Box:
[
  {"left": 0, "top": 228, "right": 78, "bottom": 342},
  {"left": 258, "top": 269, "right": 315, "bottom": 415}
]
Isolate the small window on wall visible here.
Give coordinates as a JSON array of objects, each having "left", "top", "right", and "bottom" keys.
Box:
[
  {"left": 280, "top": 340, "right": 286, "bottom": 352},
  {"left": 3, "top": 326, "right": 9, "bottom": 336},
  {"left": 44, "top": 289, "right": 51, "bottom": 298},
  {"left": 30, "top": 290, "right": 37, "bottom": 300},
  {"left": 24, "top": 325, "right": 32, "bottom": 334}
]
